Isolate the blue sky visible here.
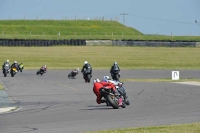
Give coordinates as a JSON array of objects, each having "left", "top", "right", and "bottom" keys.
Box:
[{"left": 0, "top": 0, "right": 200, "bottom": 36}]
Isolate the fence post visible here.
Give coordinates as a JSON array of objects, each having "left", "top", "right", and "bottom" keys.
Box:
[
  {"left": 139, "top": 33, "right": 140, "bottom": 39},
  {"left": 171, "top": 33, "right": 173, "bottom": 40},
  {"left": 157, "top": 32, "right": 158, "bottom": 39},
  {"left": 58, "top": 31, "right": 60, "bottom": 37}
]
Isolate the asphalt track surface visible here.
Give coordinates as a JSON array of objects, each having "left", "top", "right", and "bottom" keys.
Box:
[{"left": 0, "top": 70, "right": 200, "bottom": 133}]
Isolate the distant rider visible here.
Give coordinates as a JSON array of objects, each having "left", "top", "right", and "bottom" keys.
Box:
[
  {"left": 72, "top": 68, "right": 79, "bottom": 74},
  {"left": 81, "top": 61, "right": 92, "bottom": 77},
  {"left": 110, "top": 61, "right": 120, "bottom": 79},
  {"left": 2, "top": 60, "right": 10, "bottom": 71},
  {"left": 19, "top": 63, "right": 24, "bottom": 72},
  {"left": 11, "top": 61, "right": 21, "bottom": 72},
  {"left": 40, "top": 65, "right": 47, "bottom": 73},
  {"left": 93, "top": 79, "right": 118, "bottom": 104}
]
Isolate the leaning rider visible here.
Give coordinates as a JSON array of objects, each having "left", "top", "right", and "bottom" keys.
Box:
[
  {"left": 93, "top": 79, "right": 119, "bottom": 104},
  {"left": 102, "top": 76, "right": 130, "bottom": 105},
  {"left": 40, "top": 65, "right": 47, "bottom": 73},
  {"left": 2, "top": 60, "right": 10, "bottom": 71},
  {"left": 11, "top": 61, "right": 21, "bottom": 72}
]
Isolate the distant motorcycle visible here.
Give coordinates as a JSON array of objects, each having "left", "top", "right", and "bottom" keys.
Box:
[
  {"left": 19, "top": 63, "right": 24, "bottom": 72},
  {"left": 68, "top": 68, "right": 79, "bottom": 78},
  {"left": 36, "top": 68, "right": 46, "bottom": 75},
  {"left": 10, "top": 67, "right": 18, "bottom": 77},
  {"left": 3, "top": 64, "right": 10, "bottom": 77},
  {"left": 82, "top": 69, "right": 91, "bottom": 83}
]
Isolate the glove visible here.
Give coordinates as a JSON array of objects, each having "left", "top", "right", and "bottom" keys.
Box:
[{"left": 118, "top": 83, "right": 123, "bottom": 87}]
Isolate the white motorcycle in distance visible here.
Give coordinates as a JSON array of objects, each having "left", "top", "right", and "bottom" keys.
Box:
[{"left": 3, "top": 64, "right": 10, "bottom": 77}]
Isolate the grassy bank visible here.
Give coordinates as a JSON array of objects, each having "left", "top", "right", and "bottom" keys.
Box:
[
  {"left": 0, "top": 20, "right": 142, "bottom": 40},
  {"left": 85, "top": 122, "right": 200, "bottom": 133},
  {"left": 0, "top": 46, "right": 200, "bottom": 70},
  {"left": 121, "top": 78, "right": 200, "bottom": 82},
  {"left": 0, "top": 20, "right": 200, "bottom": 41},
  {"left": 0, "top": 83, "right": 4, "bottom": 90}
]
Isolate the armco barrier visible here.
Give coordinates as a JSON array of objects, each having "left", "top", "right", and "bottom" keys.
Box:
[{"left": 0, "top": 39, "right": 86, "bottom": 46}]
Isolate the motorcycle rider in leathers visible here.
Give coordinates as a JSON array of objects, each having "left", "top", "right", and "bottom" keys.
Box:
[
  {"left": 110, "top": 61, "right": 120, "bottom": 79},
  {"left": 93, "top": 79, "right": 118, "bottom": 104},
  {"left": 11, "top": 61, "right": 21, "bottom": 72},
  {"left": 2, "top": 60, "right": 10, "bottom": 71},
  {"left": 81, "top": 61, "right": 92, "bottom": 78},
  {"left": 40, "top": 65, "right": 47, "bottom": 73},
  {"left": 102, "top": 76, "right": 130, "bottom": 105}
]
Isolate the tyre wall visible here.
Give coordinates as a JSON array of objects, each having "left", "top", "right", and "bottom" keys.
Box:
[
  {"left": 0, "top": 39, "right": 198, "bottom": 47},
  {"left": 0, "top": 39, "right": 86, "bottom": 46},
  {"left": 112, "top": 40, "right": 197, "bottom": 47}
]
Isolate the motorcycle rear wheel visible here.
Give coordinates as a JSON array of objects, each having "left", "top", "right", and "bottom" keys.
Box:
[
  {"left": 3, "top": 70, "right": 7, "bottom": 77},
  {"left": 11, "top": 72, "right": 14, "bottom": 77},
  {"left": 121, "top": 99, "right": 126, "bottom": 108},
  {"left": 105, "top": 95, "right": 119, "bottom": 109},
  {"left": 87, "top": 74, "right": 91, "bottom": 83}
]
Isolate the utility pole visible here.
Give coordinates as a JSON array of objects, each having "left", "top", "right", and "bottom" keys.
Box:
[
  {"left": 195, "top": 20, "right": 200, "bottom": 36},
  {"left": 120, "top": 13, "right": 128, "bottom": 25}
]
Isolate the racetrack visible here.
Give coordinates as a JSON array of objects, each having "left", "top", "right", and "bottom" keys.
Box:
[{"left": 0, "top": 70, "right": 200, "bottom": 133}]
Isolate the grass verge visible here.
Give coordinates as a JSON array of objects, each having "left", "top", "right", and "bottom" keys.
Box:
[
  {"left": 0, "top": 82, "right": 4, "bottom": 90},
  {"left": 84, "top": 122, "right": 200, "bottom": 133},
  {"left": 0, "top": 46, "right": 200, "bottom": 70},
  {"left": 121, "top": 78, "right": 200, "bottom": 82}
]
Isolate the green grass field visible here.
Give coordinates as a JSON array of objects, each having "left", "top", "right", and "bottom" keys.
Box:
[
  {"left": 0, "top": 20, "right": 200, "bottom": 41},
  {"left": 85, "top": 122, "right": 200, "bottom": 133},
  {"left": 1, "top": 46, "right": 199, "bottom": 70},
  {"left": 121, "top": 78, "right": 200, "bottom": 82},
  {"left": 0, "top": 83, "right": 4, "bottom": 90}
]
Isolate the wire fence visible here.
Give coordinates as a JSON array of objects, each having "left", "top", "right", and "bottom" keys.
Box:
[
  {"left": 0, "top": 31, "right": 143, "bottom": 40},
  {"left": 0, "top": 31, "right": 200, "bottom": 41}
]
